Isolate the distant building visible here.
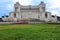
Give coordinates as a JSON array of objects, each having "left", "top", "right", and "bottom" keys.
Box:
[{"left": 2, "top": 1, "right": 59, "bottom": 22}]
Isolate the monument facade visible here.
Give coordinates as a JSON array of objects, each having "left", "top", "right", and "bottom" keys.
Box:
[{"left": 2, "top": 2, "right": 58, "bottom": 22}]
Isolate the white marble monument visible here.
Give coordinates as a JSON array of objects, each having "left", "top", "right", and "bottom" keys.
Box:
[{"left": 2, "top": 1, "right": 57, "bottom": 22}]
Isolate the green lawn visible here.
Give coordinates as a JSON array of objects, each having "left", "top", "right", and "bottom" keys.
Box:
[{"left": 0, "top": 24, "right": 60, "bottom": 40}]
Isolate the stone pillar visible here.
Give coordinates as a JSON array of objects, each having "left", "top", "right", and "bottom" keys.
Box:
[
  {"left": 14, "top": 2, "right": 21, "bottom": 21},
  {"left": 9, "top": 12, "right": 14, "bottom": 18},
  {"left": 39, "top": 1, "right": 46, "bottom": 21},
  {"left": 45, "top": 12, "right": 51, "bottom": 22},
  {"left": 9, "top": 12, "right": 14, "bottom": 21},
  {"left": 55, "top": 14, "right": 57, "bottom": 22}
]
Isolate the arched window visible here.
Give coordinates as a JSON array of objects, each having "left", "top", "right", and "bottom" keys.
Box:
[
  {"left": 45, "top": 12, "right": 47, "bottom": 18},
  {"left": 14, "top": 13, "right": 16, "bottom": 18},
  {"left": 15, "top": 7, "right": 18, "bottom": 11}
]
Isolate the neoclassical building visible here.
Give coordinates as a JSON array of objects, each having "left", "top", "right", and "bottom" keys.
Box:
[{"left": 2, "top": 2, "right": 58, "bottom": 22}]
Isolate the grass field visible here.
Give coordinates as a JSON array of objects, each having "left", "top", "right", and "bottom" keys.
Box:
[{"left": 0, "top": 23, "right": 60, "bottom": 40}]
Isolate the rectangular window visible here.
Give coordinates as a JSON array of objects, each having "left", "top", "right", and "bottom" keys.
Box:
[{"left": 45, "top": 12, "right": 47, "bottom": 18}]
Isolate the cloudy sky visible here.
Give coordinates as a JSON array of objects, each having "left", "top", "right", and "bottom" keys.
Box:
[{"left": 0, "top": 0, "right": 60, "bottom": 17}]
